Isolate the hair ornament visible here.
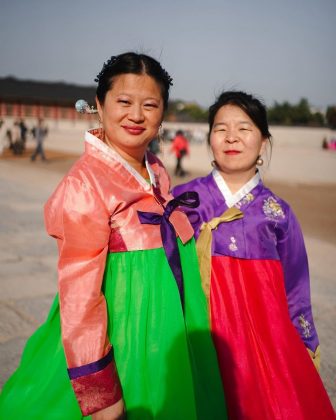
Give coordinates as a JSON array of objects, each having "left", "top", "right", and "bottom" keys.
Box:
[{"left": 75, "top": 99, "right": 98, "bottom": 114}]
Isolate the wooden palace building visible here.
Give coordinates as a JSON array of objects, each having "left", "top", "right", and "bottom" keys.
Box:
[{"left": 0, "top": 76, "right": 96, "bottom": 121}]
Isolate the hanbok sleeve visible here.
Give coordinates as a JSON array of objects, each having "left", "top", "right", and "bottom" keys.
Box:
[
  {"left": 276, "top": 207, "right": 320, "bottom": 370},
  {"left": 44, "top": 176, "right": 122, "bottom": 416}
]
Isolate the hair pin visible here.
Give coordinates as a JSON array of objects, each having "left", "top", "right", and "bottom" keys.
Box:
[{"left": 75, "top": 99, "right": 98, "bottom": 114}]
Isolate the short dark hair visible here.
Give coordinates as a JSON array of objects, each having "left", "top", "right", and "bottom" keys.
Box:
[
  {"left": 95, "top": 52, "right": 173, "bottom": 110},
  {"left": 208, "top": 91, "right": 271, "bottom": 144}
]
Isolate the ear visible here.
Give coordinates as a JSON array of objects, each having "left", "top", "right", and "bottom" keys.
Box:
[
  {"left": 95, "top": 96, "right": 103, "bottom": 122},
  {"left": 259, "top": 137, "right": 267, "bottom": 155}
]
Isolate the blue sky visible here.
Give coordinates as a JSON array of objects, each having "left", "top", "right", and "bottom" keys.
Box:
[{"left": 0, "top": 0, "right": 335, "bottom": 108}]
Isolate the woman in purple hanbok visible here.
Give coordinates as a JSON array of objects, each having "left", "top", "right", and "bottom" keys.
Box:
[{"left": 173, "top": 91, "right": 335, "bottom": 420}]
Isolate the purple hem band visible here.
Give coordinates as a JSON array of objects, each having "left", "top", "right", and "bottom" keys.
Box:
[{"left": 68, "top": 349, "right": 113, "bottom": 380}]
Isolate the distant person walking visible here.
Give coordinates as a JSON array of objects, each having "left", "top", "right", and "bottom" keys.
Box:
[
  {"left": 5, "top": 129, "right": 14, "bottom": 151},
  {"left": 148, "top": 137, "right": 160, "bottom": 155},
  {"left": 0, "top": 120, "right": 6, "bottom": 155},
  {"left": 19, "top": 119, "right": 28, "bottom": 150},
  {"left": 31, "top": 118, "right": 48, "bottom": 161},
  {"left": 171, "top": 129, "right": 189, "bottom": 176},
  {"left": 8, "top": 122, "right": 24, "bottom": 155}
]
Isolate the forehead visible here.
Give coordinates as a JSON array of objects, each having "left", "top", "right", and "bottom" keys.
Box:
[
  {"left": 214, "top": 104, "right": 252, "bottom": 122},
  {"left": 109, "top": 73, "right": 162, "bottom": 98}
]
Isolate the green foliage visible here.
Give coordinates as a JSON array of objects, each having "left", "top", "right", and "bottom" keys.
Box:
[
  {"left": 166, "top": 100, "right": 208, "bottom": 122},
  {"left": 267, "top": 101, "right": 292, "bottom": 125},
  {"left": 166, "top": 98, "right": 332, "bottom": 127},
  {"left": 326, "top": 106, "right": 336, "bottom": 129},
  {"left": 267, "top": 98, "right": 326, "bottom": 127}
]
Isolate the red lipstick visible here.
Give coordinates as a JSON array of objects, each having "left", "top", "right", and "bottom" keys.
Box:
[
  {"left": 225, "top": 150, "right": 240, "bottom": 155},
  {"left": 122, "top": 125, "right": 145, "bottom": 135}
]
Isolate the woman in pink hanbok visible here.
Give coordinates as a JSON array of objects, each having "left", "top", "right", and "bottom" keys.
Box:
[{"left": 0, "top": 53, "right": 226, "bottom": 420}]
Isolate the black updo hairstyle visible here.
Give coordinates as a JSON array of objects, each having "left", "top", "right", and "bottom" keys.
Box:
[
  {"left": 208, "top": 91, "right": 272, "bottom": 144},
  {"left": 95, "top": 52, "right": 173, "bottom": 110}
]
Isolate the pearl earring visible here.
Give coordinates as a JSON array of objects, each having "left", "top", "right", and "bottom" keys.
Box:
[
  {"left": 256, "top": 156, "right": 264, "bottom": 166},
  {"left": 158, "top": 124, "right": 164, "bottom": 144}
]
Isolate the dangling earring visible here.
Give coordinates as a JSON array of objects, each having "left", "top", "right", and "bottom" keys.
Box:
[
  {"left": 98, "top": 116, "right": 105, "bottom": 134},
  {"left": 256, "top": 155, "right": 264, "bottom": 166},
  {"left": 211, "top": 160, "right": 218, "bottom": 168},
  {"left": 98, "top": 115, "right": 107, "bottom": 144},
  {"left": 157, "top": 124, "right": 164, "bottom": 144}
]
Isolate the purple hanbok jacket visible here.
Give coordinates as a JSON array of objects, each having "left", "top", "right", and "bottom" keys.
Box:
[{"left": 173, "top": 170, "right": 319, "bottom": 352}]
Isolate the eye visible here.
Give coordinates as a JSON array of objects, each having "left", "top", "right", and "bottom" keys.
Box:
[
  {"left": 118, "top": 99, "right": 130, "bottom": 105},
  {"left": 144, "top": 103, "right": 158, "bottom": 109}
]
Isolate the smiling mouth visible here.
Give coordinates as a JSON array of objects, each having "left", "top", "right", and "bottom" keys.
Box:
[
  {"left": 225, "top": 150, "right": 241, "bottom": 155},
  {"left": 122, "top": 126, "right": 145, "bottom": 135}
]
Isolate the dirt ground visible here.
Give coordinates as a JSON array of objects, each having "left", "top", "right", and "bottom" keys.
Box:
[
  {"left": 3, "top": 147, "right": 334, "bottom": 246},
  {"left": 1, "top": 148, "right": 335, "bottom": 405}
]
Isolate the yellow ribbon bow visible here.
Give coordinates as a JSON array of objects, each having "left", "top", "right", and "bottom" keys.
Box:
[{"left": 196, "top": 207, "right": 244, "bottom": 301}]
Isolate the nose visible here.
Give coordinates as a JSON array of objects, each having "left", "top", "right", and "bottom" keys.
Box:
[
  {"left": 128, "top": 104, "right": 144, "bottom": 122},
  {"left": 225, "top": 130, "right": 238, "bottom": 143}
]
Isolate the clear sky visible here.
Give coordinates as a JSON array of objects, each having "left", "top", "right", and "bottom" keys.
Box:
[{"left": 0, "top": 0, "right": 335, "bottom": 109}]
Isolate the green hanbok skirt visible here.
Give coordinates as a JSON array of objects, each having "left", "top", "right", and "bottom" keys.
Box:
[{"left": 0, "top": 239, "right": 227, "bottom": 419}]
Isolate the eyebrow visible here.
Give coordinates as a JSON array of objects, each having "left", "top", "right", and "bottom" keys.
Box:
[
  {"left": 115, "top": 92, "right": 160, "bottom": 99},
  {"left": 116, "top": 94, "right": 161, "bottom": 103},
  {"left": 213, "top": 122, "right": 226, "bottom": 128},
  {"left": 213, "top": 120, "right": 252, "bottom": 128}
]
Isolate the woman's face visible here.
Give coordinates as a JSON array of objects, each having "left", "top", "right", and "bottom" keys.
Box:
[
  {"left": 96, "top": 73, "right": 164, "bottom": 161},
  {"left": 210, "top": 104, "right": 267, "bottom": 177}
]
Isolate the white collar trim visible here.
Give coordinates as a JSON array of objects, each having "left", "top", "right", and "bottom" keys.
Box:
[
  {"left": 212, "top": 169, "right": 260, "bottom": 207},
  {"left": 85, "top": 131, "right": 156, "bottom": 190}
]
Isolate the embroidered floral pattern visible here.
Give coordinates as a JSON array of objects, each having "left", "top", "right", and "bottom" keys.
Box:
[
  {"left": 262, "top": 196, "right": 285, "bottom": 220},
  {"left": 236, "top": 193, "right": 254, "bottom": 209},
  {"left": 299, "top": 314, "right": 312, "bottom": 338},
  {"left": 229, "top": 236, "right": 238, "bottom": 252}
]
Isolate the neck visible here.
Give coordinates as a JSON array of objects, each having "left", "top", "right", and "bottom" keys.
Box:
[
  {"left": 217, "top": 168, "right": 257, "bottom": 194},
  {"left": 104, "top": 138, "right": 148, "bottom": 177}
]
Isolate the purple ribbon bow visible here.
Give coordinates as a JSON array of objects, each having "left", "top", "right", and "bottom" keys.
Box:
[{"left": 137, "top": 191, "right": 199, "bottom": 310}]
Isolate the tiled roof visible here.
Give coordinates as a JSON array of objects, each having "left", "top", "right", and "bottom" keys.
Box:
[{"left": 0, "top": 76, "right": 96, "bottom": 106}]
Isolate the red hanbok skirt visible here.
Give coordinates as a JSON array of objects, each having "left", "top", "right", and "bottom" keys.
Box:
[{"left": 210, "top": 256, "right": 335, "bottom": 420}]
